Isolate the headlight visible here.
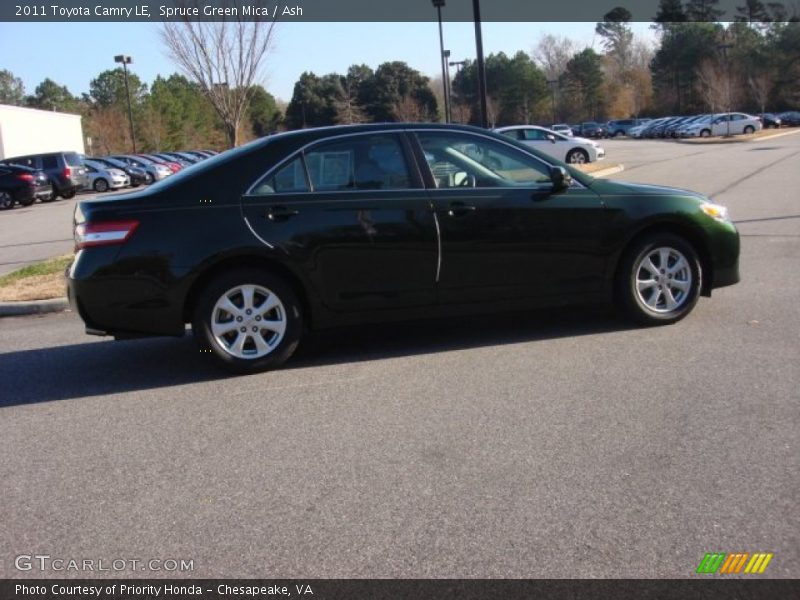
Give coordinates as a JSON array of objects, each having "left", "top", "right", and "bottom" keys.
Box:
[{"left": 701, "top": 202, "right": 731, "bottom": 223}]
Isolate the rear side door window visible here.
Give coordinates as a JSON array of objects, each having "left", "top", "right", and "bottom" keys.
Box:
[{"left": 304, "top": 134, "right": 413, "bottom": 192}]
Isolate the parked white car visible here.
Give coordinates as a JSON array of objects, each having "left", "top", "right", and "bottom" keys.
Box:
[
  {"left": 683, "top": 112, "right": 762, "bottom": 137},
  {"left": 550, "top": 123, "right": 574, "bottom": 137},
  {"left": 495, "top": 125, "right": 605, "bottom": 164},
  {"left": 83, "top": 159, "right": 130, "bottom": 192}
]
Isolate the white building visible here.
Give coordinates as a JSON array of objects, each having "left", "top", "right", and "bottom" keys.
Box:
[{"left": 0, "top": 104, "right": 85, "bottom": 160}]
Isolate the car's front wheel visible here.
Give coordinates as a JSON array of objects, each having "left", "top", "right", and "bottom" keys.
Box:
[
  {"left": 617, "top": 233, "right": 702, "bottom": 325},
  {"left": 744, "top": 125, "right": 755, "bottom": 134},
  {"left": 567, "top": 148, "right": 589, "bottom": 164},
  {"left": 192, "top": 269, "right": 303, "bottom": 373},
  {"left": 93, "top": 178, "right": 109, "bottom": 192}
]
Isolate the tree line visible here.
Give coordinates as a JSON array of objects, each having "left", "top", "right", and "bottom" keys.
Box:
[{"left": 0, "top": 0, "right": 798, "bottom": 152}]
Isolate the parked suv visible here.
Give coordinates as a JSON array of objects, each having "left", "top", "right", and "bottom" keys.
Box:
[
  {"left": 0, "top": 164, "right": 52, "bottom": 209},
  {"left": 2, "top": 151, "right": 87, "bottom": 200}
]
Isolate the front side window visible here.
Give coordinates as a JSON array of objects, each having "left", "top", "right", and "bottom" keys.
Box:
[
  {"left": 416, "top": 131, "right": 552, "bottom": 189},
  {"left": 522, "top": 129, "right": 550, "bottom": 141},
  {"left": 304, "top": 134, "right": 412, "bottom": 192}
]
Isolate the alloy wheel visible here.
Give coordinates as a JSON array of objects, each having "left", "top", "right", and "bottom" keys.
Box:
[
  {"left": 634, "top": 246, "right": 693, "bottom": 314},
  {"left": 210, "top": 284, "right": 287, "bottom": 359}
]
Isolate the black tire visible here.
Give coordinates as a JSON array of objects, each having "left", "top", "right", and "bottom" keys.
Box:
[
  {"left": 744, "top": 125, "right": 755, "bottom": 134},
  {"left": 616, "top": 233, "right": 702, "bottom": 326},
  {"left": 700, "top": 129, "right": 711, "bottom": 138},
  {"left": 42, "top": 185, "right": 58, "bottom": 202},
  {"left": 192, "top": 268, "right": 303, "bottom": 373},
  {"left": 17, "top": 192, "right": 35, "bottom": 207},
  {"left": 61, "top": 188, "right": 76, "bottom": 199},
  {"left": 0, "top": 191, "right": 14, "bottom": 210},
  {"left": 144, "top": 172, "right": 154, "bottom": 185},
  {"left": 566, "top": 148, "right": 589, "bottom": 164},
  {"left": 93, "top": 178, "right": 109, "bottom": 192}
]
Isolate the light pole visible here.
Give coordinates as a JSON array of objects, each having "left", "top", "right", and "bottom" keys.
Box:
[
  {"left": 472, "top": 0, "right": 488, "bottom": 128},
  {"left": 717, "top": 37, "right": 734, "bottom": 137},
  {"left": 547, "top": 79, "right": 558, "bottom": 125},
  {"left": 432, "top": 0, "right": 451, "bottom": 123},
  {"left": 444, "top": 50, "right": 452, "bottom": 123},
  {"left": 114, "top": 54, "right": 136, "bottom": 153}
]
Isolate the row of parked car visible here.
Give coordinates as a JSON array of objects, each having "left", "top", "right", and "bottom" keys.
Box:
[
  {"left": 551, "top": 110, "right": 800, "bottom": 141},
  {"left": 0, "top": 149, "right": 218, "bottom": 210}
]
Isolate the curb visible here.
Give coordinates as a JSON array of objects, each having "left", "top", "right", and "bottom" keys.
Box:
[
  {"left": 0, "top": 297, "right": 70, "bottom": 317},
  {"left": 587, "top": 164, "right": 625, "bottom": 178},
  {"left": 751, "top": 128, "right": 800, "bottom": 142},
  {"left": 678, "top": 128, "right": 800, "bottom": 145}
]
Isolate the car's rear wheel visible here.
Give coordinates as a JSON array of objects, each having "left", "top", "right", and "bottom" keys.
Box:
[
  {"left": 700, "top": 129, "right": 711, "bottom": 138},
  {"left": 617, "top": 233, "right": 702, "bottom": 325},
  {"left": 62, "top": 188, "right": 76, "bottom": 199},
  {"left": 192, "top": 269, "right": 303, "bottom": 373},
  {"left": 567, "top": 148, "right": 589, "bottom": 164},
  {"left": 17, "top": 192, "right": 35, "bottom": 207},
  {"left": 93, "top": 178, "right": 109, "bottom": 192},
  {"left": 0, "top": 191, "right": 14, "bottom": 210}
]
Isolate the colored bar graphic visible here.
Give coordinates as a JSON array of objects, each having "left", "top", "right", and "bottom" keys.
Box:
[
  {"left": 744, "top": 553, "right": 774, "bottom": 574},
  {"left": 697, "top": 553, "right": 726, "bottom": 574},
  {"left": 719, "top": 553, "right": 750, "bottom": 573},
  {"left": 700, "top": 552, "right": 774, "bottom": 574}
]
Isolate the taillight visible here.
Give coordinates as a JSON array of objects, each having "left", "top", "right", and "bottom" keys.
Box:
[
  {"left": 17, "top": 173, "right": 34, "bottom": 183},
  {"left": 75, "top": 220, "right": 139, "bottom": 249},
  {"left": 63, "top": 166, "right": 72, "bottom": 179}
]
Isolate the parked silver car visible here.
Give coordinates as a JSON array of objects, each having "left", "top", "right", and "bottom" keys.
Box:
[{"left": 83, "top": 159, "right": 130, "bottom": 192}]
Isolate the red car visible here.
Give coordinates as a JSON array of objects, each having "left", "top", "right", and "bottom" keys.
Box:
[{"left": 137, "top": 154, "right": 182, "bottom": 174}]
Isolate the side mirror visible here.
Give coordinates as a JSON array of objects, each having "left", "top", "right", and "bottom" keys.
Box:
[
  {"left": 550, "top": 166, "right": 572, "bottom": 192},
  {"left": 546, "top": 134, "right": 557, "bottom": 143}
]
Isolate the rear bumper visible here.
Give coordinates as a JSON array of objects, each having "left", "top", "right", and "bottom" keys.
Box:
[{"left": 67, "top": 251, "right": 190, "bottom": 338}]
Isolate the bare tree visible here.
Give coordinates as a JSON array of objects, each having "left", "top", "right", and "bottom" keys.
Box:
[
  {"left": 161, "top": 1, "right": 276, "bottom": 148},
  {"left": 696, "top": 58, "right": 736, "bottom": 114},
  {"left": 531, "top": 34, "right": 576, "bottom": 123},
  {"left": 392, "top": 95, "right": 434, "bottom": 122},
  {"left": 748, "top": 71, "right": 772, "bottom": 115},
  {"left": 335, "top": 77, "right": 367, "bottom": 125},
  {"left": 531, "top": 34, "right": 576, "bottom": 81}
]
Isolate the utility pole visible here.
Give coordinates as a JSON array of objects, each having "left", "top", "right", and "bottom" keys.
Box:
[
  {"left": 432, "top": 0, "right": 451, "bottom": 123},
  {"left": 114, "top": 54, "right": 136, "bottom": 153},
  {"left": 472, "top": 0, "right": 488, "bottom": 128}
]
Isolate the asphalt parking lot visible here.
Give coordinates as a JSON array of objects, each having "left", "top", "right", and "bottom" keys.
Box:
[
  {"left": 1, "top": 133, "right": 798, "bottom": 578},
  {"left": 0, "top": 188, "right": 136, "bottom": 276}
]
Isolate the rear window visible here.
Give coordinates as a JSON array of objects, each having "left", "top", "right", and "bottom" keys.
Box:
[{"left": 64, "top": 153, "right": 83, "bottom": 166}]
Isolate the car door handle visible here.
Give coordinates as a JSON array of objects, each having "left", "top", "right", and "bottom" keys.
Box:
[
  {"left": 447, "top": 201, "right": 477, "bottom": 217},
  {"left": 265, "top": 206, "right": 299, "bottom": 221}
]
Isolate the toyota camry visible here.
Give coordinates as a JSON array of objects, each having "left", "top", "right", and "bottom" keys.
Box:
[{"left": 67, "top": 123, "right": 740, "bottom": 373}]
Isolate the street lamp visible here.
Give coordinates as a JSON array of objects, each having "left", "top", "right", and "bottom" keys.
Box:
[
  {"left": 432, "top": 0, "right": 451, "bottom": 123},
  {"left": 114, "top": 54, "right": 136, "bottom": 153},
  {"left": 472, "top": 0, "right": 489, "bottom": 128},
  {"left": 443, "top": 50, "right": 452, "bottom": 123}
]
